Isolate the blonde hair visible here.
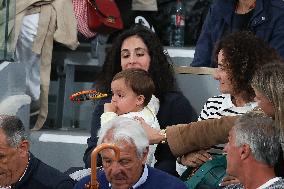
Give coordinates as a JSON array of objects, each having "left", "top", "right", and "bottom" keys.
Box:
[{"left": 251, "top": 63, "right": 284, "bottom": 144}]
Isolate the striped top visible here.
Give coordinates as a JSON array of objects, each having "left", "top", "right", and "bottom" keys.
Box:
[{"left": 198, "top": 94, "right": 258, "bottom": 121}]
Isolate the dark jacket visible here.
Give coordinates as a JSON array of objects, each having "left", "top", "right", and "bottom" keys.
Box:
[
  {"left": 191, "top": 0, "right": 284, "bottom": 67},
  {"left": 83, "top": 91, "right": 197, "bottom": 176},
  {"left": 73, "top": 166, "right": 187, "bottom": 189},
  {"left": 12, "top": 153, "right": 75, "bottom": 189}
]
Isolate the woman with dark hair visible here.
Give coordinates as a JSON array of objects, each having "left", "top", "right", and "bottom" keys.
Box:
[
  {"left": 83, "top": 25, "right": 197, "bottom": 176},
  {"left": 176, "top": 31, "right": 279, "bottom": 176}
]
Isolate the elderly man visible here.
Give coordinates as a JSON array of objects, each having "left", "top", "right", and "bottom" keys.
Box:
[
  {"left": 0, "top": 115, "right": 75, "bottom": 189},
  {"left": 224, "top": 112, "right": 284, "bottom": 189},
  {"left": 74, "top": 117, "right": 186, "bottom": 189}
]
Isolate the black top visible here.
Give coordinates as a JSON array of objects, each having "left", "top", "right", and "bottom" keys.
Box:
[
  {"left": 11, "top": 153, "right": 75, "bottom": 189},
  {"left": 231, "top": 10, "right": 254, "bottom": 32}
]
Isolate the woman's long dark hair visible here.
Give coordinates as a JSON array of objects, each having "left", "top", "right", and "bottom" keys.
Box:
[{"left": 95, "top": 25, "right": 177, "bottom": 100}]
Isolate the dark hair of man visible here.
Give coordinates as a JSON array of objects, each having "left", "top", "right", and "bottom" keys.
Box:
[
  {"left": 113, "top": 68, "right": 155, "bottom": 106},
  {"left": 95, "top": 24, "right": 177, "bottom": 101},
  {"left": 0, "top": 115, "right": 27, "bottom": 147},
  {"left": 214, "top": 31, "right": 281, "bottom": 102}
]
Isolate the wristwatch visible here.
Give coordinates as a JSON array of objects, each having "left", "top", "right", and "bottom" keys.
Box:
[{"left": 159, "top": 129, "right": 167, "bottom": 144}]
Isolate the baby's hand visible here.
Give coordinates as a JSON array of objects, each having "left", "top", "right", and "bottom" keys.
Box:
[{"left": 104, "top": 103, "right": 117, "bottom": 113}]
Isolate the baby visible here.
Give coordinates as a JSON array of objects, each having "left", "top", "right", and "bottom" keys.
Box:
[{"left": 101, "top": 68, "right": 160, "bottom": 166}]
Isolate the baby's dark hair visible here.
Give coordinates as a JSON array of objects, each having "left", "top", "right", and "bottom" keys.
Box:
[{"left": 113, "top": 68, "right": 155, "bottom": 106}]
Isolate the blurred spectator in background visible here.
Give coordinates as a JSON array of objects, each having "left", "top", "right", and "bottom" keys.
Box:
[
  {"left": 12, "top": 0, "right": 78, "bottom": 130},
  {"left": 191, "top": 0, "right": 284, "bottom": 67}
]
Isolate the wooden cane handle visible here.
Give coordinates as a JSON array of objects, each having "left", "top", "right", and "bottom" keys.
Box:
[{"left": 85, "top": 143, "right": 120, "bottom": 189}]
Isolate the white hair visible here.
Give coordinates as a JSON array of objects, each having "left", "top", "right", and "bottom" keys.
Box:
[{"left": 97, "top": 117, "right": 149, "bottom": 158}]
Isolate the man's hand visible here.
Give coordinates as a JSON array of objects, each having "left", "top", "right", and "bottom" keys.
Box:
[
  {"left": 219, "top": 175, "right": 240, "bottom": 186},
  {"left": 180, "top": 150, "right": 212, "bottom": 167},
  {"left": 134, "top": 116, "right": 163, "bottom": 144},
  {"left": 104, "top": 102, "right": 117, "bottom": 113}
]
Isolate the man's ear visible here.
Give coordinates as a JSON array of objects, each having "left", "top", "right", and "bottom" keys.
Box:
[
  {"left": 141, "top": 147, "right": 149, "bottom": 164},
  {"left": 240, "top": 144, "right": 250, "bottom": 160},
  {"left": 18, "top": 140, "right": 29, "bottom": 157},
  {"left": 136, "top": 95, "right": 145, "bottom": 107}
]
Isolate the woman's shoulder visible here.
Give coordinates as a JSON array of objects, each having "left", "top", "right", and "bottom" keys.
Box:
[
  {"left": 161, "top": 91, "right": 186, "bottom": 98},
  {"left": 202, "top": 94, "right": 232, "bottom": 109},
  {"left": 159, "top": 91, "right": 197, "bottom": 121},
  {"left": 160, "top": 91, "right": 190, "bottom": 104},
  {"left": 204, "top": 94, "right": 228, "bottom": 102}
]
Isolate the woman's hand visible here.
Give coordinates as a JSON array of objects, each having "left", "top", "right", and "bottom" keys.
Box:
[
  {"left": 134, "top": 116, "right": 163, "bottom": 144},
  {"left": 180, "top": 150, "right": 212, "bottom": 167},
  {"left": 219, "top": 175, "right": 240, "bottom": 187},
  {"left": 104, "top": 102, "right": 117, "bottom": 113}
]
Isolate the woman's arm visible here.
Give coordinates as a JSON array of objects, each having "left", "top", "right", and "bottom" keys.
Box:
[
  {"left": 167, "top": 116, "right": 237, "bottom": 157},
  {"left": 141, "top": 116, "right": 237, "bottom": 157}
]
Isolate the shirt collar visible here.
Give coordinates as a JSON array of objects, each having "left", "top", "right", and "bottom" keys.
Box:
[
  {"left": 109, "top": 165, "right": 148, "bottom": 189},
  {"left": 132, "top": 165, "right": 148, "bottom": 188},
  {"left": 256, "top": 177, "right": 280, "bottom": 189}
]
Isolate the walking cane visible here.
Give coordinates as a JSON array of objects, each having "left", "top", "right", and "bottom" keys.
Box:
[{"left": 85, "top": 143, "right": 120, "bottom": 189}]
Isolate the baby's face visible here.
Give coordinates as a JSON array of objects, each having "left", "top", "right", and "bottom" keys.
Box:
[{"left": 111, "top": 78, "right": 144, "bottom": 115}]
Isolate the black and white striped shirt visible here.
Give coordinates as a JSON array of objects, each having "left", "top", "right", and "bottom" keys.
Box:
[{"left": 198, "top": 94, "right": 257, "bottom": 121}]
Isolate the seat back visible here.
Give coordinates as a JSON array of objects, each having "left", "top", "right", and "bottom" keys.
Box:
[{"left": 174, "top": 66, "right": 219, "bottom": 115}]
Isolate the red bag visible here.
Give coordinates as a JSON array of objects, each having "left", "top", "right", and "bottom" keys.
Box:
[{"left": 87, "top": 0, "right": 123, "bottom": 34}]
